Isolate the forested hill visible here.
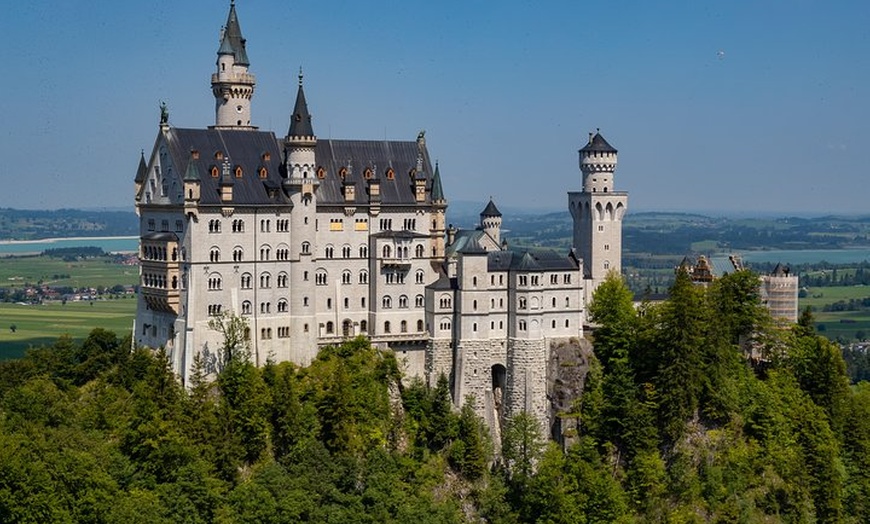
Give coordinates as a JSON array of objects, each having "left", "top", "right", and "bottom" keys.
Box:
[
  {"left": 0, "top": 208, "right": 137, "bottom": 240},
  {"left": 1, "top": 271, "right": 869, "bottom": 522}
]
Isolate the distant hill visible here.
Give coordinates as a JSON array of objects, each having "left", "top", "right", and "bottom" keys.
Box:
[{"left": 0, "top": 208, "right": 138, "bottom": 240}]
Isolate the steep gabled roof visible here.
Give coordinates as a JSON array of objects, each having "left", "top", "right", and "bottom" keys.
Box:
[{"left": 431, "top": 162, "right": 445, "bottom": 202}]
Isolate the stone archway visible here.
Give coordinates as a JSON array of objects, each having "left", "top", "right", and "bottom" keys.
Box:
[{"left": 491, "top": 364, "right": 507, "bottom": 419}]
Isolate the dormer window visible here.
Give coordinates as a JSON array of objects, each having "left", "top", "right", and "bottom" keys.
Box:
[
  {"left": 259, "top": 167, "right": 268, "bottom": 179},
  {"left": 210, "top": 166, "right": 219, "bottom": 178},
  {"left": 234, "top": 165, "right": 243, "bottom": 178},
  {"left": 386, "top": 168, "right": 395, "bottom": 180},
  {"left": 339, "top": 167, "right": 347, "bottom": 180},
  {"left": 317, "top": 167, "right": 326, "bottom": 179},
  {"left": 191, "top": 150, "right": 200, "bottom": 160},
  {"left": 214, "top": 151, "right": 224, "bottom": 160},
  {"left": 261, "top": 152, "right": 271, "bottom": 161},
  {"left": 365, "top": 169, "right": 373, "bottom": 180}
]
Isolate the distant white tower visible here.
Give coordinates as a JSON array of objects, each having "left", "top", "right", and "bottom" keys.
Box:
[
  {"left": 211, "top": 1, "right": 256, "bottom": 129},
  {"left": 568, "top": 130, "right": 628, "bottom": 299}
]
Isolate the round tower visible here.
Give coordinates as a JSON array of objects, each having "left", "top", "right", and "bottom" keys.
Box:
[
  {"left": 568, "top": 130, "right": 628, "bottom": 299},
  {"left": 211, "top": 1, "right": 257, "bottom": 129},
  {"left": 480, "top": 198, "right": 502, "bottom": 246}
]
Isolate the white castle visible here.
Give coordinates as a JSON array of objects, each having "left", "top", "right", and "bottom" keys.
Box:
[{"left": 134, "top": 2, "right": 627, "bottom": 435}]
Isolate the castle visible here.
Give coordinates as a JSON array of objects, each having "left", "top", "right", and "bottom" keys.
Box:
[{"left": 134, "top": 2, "right": 627, "bottom": 434}]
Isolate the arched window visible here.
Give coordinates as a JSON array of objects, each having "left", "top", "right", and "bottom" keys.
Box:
[
  {"left": 315, "top": 270, "right": 327, "bottom": 286},
  {"left": 399, "top": 295, "right": 408, "bottom": 308},
  {"left": 241, "top": 301, "right": 252, "bottom": 315},
  {"left": 241, "top": 273, "right": 252, "bottom": 289},
  {"left": 359, "top": 270, "right": 368, "bottom": 284},
  {"left": 382, "top": 296, "right": 392, "bottom": 309},
  {"left": 325, "top": 245, "right": 334, "bottom": 259},
  {"left": 416, "top": 269, "right": 425, "bottom": 284},
  {"left": 382, "top": 245, "right": 392, "bottom": 258},
  {"left": 342, "top": 245, "right": 351, "bottom": 258},
  {"left": 360, "top": 320, "right": 368, "bottom": 332},
  {"left": 417, "top": 319, "right": 424, "bottom": 332},
  {"left": 233, "top": 247, "right": 243, "bottom": 262},
  {"left": 415, "top": 244, "right": 424, "bottom": 258},
  {"left": 301, "top": 241, "right": 310, "bottom": 254},
  {"left": 384, "top": 321, "right": 391, "bottom": 334},
  {"left": 415, "top": 295, "right": 424, "bottom": 308},
  {"left": 439, "top": 318, "right": 451, "bottom": 331},
  {"left": 359, "top": 245, "right": 368, "bottom": 258},
  {"left": 519, "top": 297, "right": 527, "bottom": 309},
  {"left": 277, "top": 272, "right": 288, "bottom": 288},
  {"left": 260, "top": 273, "right": 271, "bottom": 288},
  {"left": 209, "top": 247, "right": 220, "bottom": 263},
  {"left": 342, "top": 270, "right": 352, "bottom": 284},
  {"left": 400, "top": 320, "right": 408, "bottom": 333},
  {"left": 277, "top": 299, "right": 288, "bottom": 313},
  {"left": 326, "top": 321, "right": 334, "bottom": 334}
]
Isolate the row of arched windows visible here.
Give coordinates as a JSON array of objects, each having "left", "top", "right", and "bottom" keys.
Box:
[{"left": 141, "top": 245, "right": 177, "bottom": 262}]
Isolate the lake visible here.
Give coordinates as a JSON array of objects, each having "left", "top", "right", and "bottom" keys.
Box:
[
  {"left": 0, "top": 236, "right": 139, "bottom": 256},
  {"left": 713, "top": 248, "right": 870, "bottom": 267}
]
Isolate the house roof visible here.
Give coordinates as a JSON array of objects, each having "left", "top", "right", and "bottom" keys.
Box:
[{"left": 481, "top": 199, "right": 502, "bottom": 217}]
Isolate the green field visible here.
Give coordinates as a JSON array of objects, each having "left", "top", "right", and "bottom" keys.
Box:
[
  {"left": 0, "top": 299, "right": 136, "bottom": 359},
  {"left": 0, "top": 255, "right": 138, "bottom": 290},
  {"left": 800, "top": 285, "right": 870, "bottom": 341}
]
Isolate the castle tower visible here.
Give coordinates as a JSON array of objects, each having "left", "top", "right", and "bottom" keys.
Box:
[
  {"left": 211, "top": 1, "right": 257, "bottom": 129},
  {"left": 430, "top": 162, "right": 447, "bottom": 263},
  {"left": 568, "top": 131, "right": 628, "bottom": 297},
  {"left": 480, "top": 199, "right": 502, "bottom": 246},
  {"left": 282, "top": 70, "right": 320, "bottom": 363}
]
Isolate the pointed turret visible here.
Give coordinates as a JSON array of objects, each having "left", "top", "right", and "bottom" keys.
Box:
[
  {"left": 287, "top": 71, "right": 314, "bottom": 138},
  {"left": 135, "top": 150, "right": 147, "bottom": 184},
  {"left": 431, "top": 162, "right": 445, "bottom": 203},
  {"left": 211, "top": 1, "right": 256, "bottom": 129},
  {"left": 480, "top": 198, "right": 503, "bottom": 245}
]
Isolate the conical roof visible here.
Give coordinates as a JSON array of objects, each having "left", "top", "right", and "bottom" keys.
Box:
[
  {"left": 287, "top": 74, "right": 314, "bottom": 137},
  {"left": 481, "top": 198, "right": 502, "bottom": 217},
  {"left": 184, "top": 152, "right": 201, "bottom": 182},
  {"left": 219, "top": 1, "right": 249, "bottom": 66},
  {"left": 431, "top": 162, "right": 445, "bottom": 202},
  {"left": 134, "top": 150, "right": 147, "bottom": 183},
  {"left": 580, "top": 131, "right": 617, "bottom": 153}
]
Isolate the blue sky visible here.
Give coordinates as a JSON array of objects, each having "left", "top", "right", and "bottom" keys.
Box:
[{"left": 1, "top": 1, "right": 868, "bottom": 214}]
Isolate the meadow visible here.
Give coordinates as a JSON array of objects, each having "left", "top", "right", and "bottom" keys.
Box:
[
  {"left": 800, "top": 285, "right": 870, "bottom": 341},
  {"left": 0, "top": 255, "right": 138, "bottom": 289},
  {"left": 0, "top": 298, "right": 137, "bottom": 359}
]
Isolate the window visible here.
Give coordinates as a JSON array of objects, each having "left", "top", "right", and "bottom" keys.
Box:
[
  {"left": 233, "top": 248, "right": 243, "bottom": 262},
  {"left": 277, "top": 272, "right": 288, "bottom": 288},
  {"left": 210, "top": 248, "right": 220, "bottom": 262},
  {"left": 401, "top": 320, "right": 408, "bottom": 333},
  {"left": 278, "top": 326, "right": 290, "bottom": 338},
  {"left": 315, "top": 270, "right": 327, "bottom": 286},
  {"left": 241, "top": 273, "right": 252, "bottom": 289},
  {"left": 208, "top": 304, "right": 222, "bottom": 316},
  {"left": 355, "top": 218, "right": 368, "bottom": 231},
  {"left": 519, "top": 320, "right": 527, "bottom": 331},
  {"left": 260, "top": 219, "right": 271, "bottom": 232},
  {"left": 440, "top": 319, "right": 451, "bottom": 331},
  {"left": 326, "top": 298, "right": 332, "bottom": 310},
  {"left": 473, "top": 300, "right": 477, "bottom": 311},
  {"left": 415, "top": 295, "right": 424, "bottom": 308},
  {"left": 382, "top": 296, "right": 392, "bottom": 309},
  {"left": 208, "top": 219, "right": 221, "bottom": 233},
  {"left": 551, "top": 274, "right": 558, "bottom": 285},
  {"left": 208, "top": 274, "right": 222, "bottom": 290},
  {"left": 342, "top": 245, "right": 351, "bottom": 258},
  {"left": 343, "top": 297, "right": 349, "bottom": 309},
  {"left": 472, "top": 276, "right": 477, "bottom": 287},
  {"left": 399, "top": 295, "right": 408, "bottom": 308},
  {"left": 552, "top": 297, "right": 557, "bottom": 307},
  {"left": 379, "top": 218, "right": 392, "bottom": 231},
  {"left": 566, "top": 297, "right": 570, "bottom": 307},
  {"left": 519, "top": 275, "right": 528, "bottom": 286},
  {"left": 563, "top": 274, "right": 571, "bottom": 284},
  {"left": 532, "top": 275, "right": 539, "bottom": 286},
  {"left": 260, "top": 328, "right": 272, "bottom": 340},
  {"left": 598, "top": 225, "right": 604, "bottom": 232},
  {"left": 565, "top": 319, "right": 570, "bottom": 328},
  {"left": 382, "top": 245, "right": 392, "bottom": 258},
  {"left": 325, "top": 246, "right": 334, "bottom": 259},
  {"left": 519, "top": 297, "right": 527, "bottom": 309},
  {"left": 404, "top": 218, "right": 416, "bottom": 230},
  {"left": 417, "top": 319, "right": 424, "bottom": 332},
  {"left": 329, "top": 218, "right": 343, "bottom": 231},
  {"left": 303, "top": 296, "right": 309, "bottom": 306},
  {"left": 359, "top": 270, "right": 368, "bottom": 284},
  {"left": 276, "top": 248, "right": 289, "bottom": 260},
  {"left": 241, "top": 301, "right": 252, "bottom": 315},
  {"left": 604, "top": 261, "right": 610, "bottom": 270},
  {"left": 301, "top": 242, "right": 310, "bottom": 255},
  {"left": 552, "top": 319, "right": 557, "bottom": 329},
  {"left": 175, "top": 220, "right": 183, "bottom": 232},
  {"left": 439, "top": 295, "right": 452, "bottom": 309},
  {"left": 359, "top": 245, "right": 368, "bottom": 258},
  {"left": 416, "top": 270, "right": 425, "bottom": 284},
  {"left": 232, "top": 219, "right": 245, "bottom": 232},
  {"left": 276, "top": 219, "right": 288, "bottom": 232},
  {"left": 384, "top": 321, "right": 391, "bottom": 334},
  {"left": 277, "top": 299, "right": 288, "bottom": 313},
  {"left": 604, "top": 244, "right": 610, "bottom": 251},
  {"left": 473, "top": 322, "right": 478, "bottom": 332},
  {"left": 260, "top": 246, "right": 270, "bottom": 260},
  {"left": 361, "top": 297, "right": 366, "bottom": 308},
  {"left": 260, "top": 273, "right": 271, "bottom": 288},
  {"left": 147, "top": 219, "right": 155, "bottom": 231},
  {"left": 260, "top": 302, "right": 271, "bottom": 314}
]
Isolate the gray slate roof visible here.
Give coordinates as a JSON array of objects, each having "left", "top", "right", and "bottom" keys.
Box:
[
  {"left": 219, "top": 2, "right": 249, "bottom": 66},
  {"left": 481, "top": 199, "right": 502, "bottom": 217},
  {"left": 159, "top": 127, "right": 438, "bottom": 207},
  {"left": 287, "top": 81, "right": 314, "bottom": 137},
  {"left": 580, "top": 132, "right": 617, "bottom": 153},
  {"left": 487, "top": 247, "right": 579, "bottom": 272}
]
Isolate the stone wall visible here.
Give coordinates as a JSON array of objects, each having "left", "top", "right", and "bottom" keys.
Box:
[{"left": 505, "top": 337, "right": 550, "bottom": 433}]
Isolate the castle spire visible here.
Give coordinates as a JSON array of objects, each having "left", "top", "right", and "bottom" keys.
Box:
[
  {"left": 211, "top": 1, "right": 256, "bottom": 129},
  {"left": 431, "top": 161, "right": 445, "bottom": 203},
  {"left": 287, "top": 68, "right": 314, "bottom": 137}
]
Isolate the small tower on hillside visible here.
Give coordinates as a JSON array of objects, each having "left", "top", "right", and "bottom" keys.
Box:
[
  {"left": 480, "top": 199, "right": 502, "bottom": 246},
  {"left": 211, "top": 1, "right": 256, "bottom": 129},
  {"left": 568, "top": 130, "right": 628, "bottom": 298}
]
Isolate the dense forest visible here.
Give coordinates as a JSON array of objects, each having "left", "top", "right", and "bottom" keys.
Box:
[{"left": 0, "top": 270, "right": 868, "bottom": 522}]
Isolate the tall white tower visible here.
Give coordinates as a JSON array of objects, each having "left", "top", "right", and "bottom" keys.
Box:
[
  {"left": 211, "top": 1, "right": 256, "bottom": 130},
  {"left": 568, "top": 131, "right": 628, "bottom": 298}
]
